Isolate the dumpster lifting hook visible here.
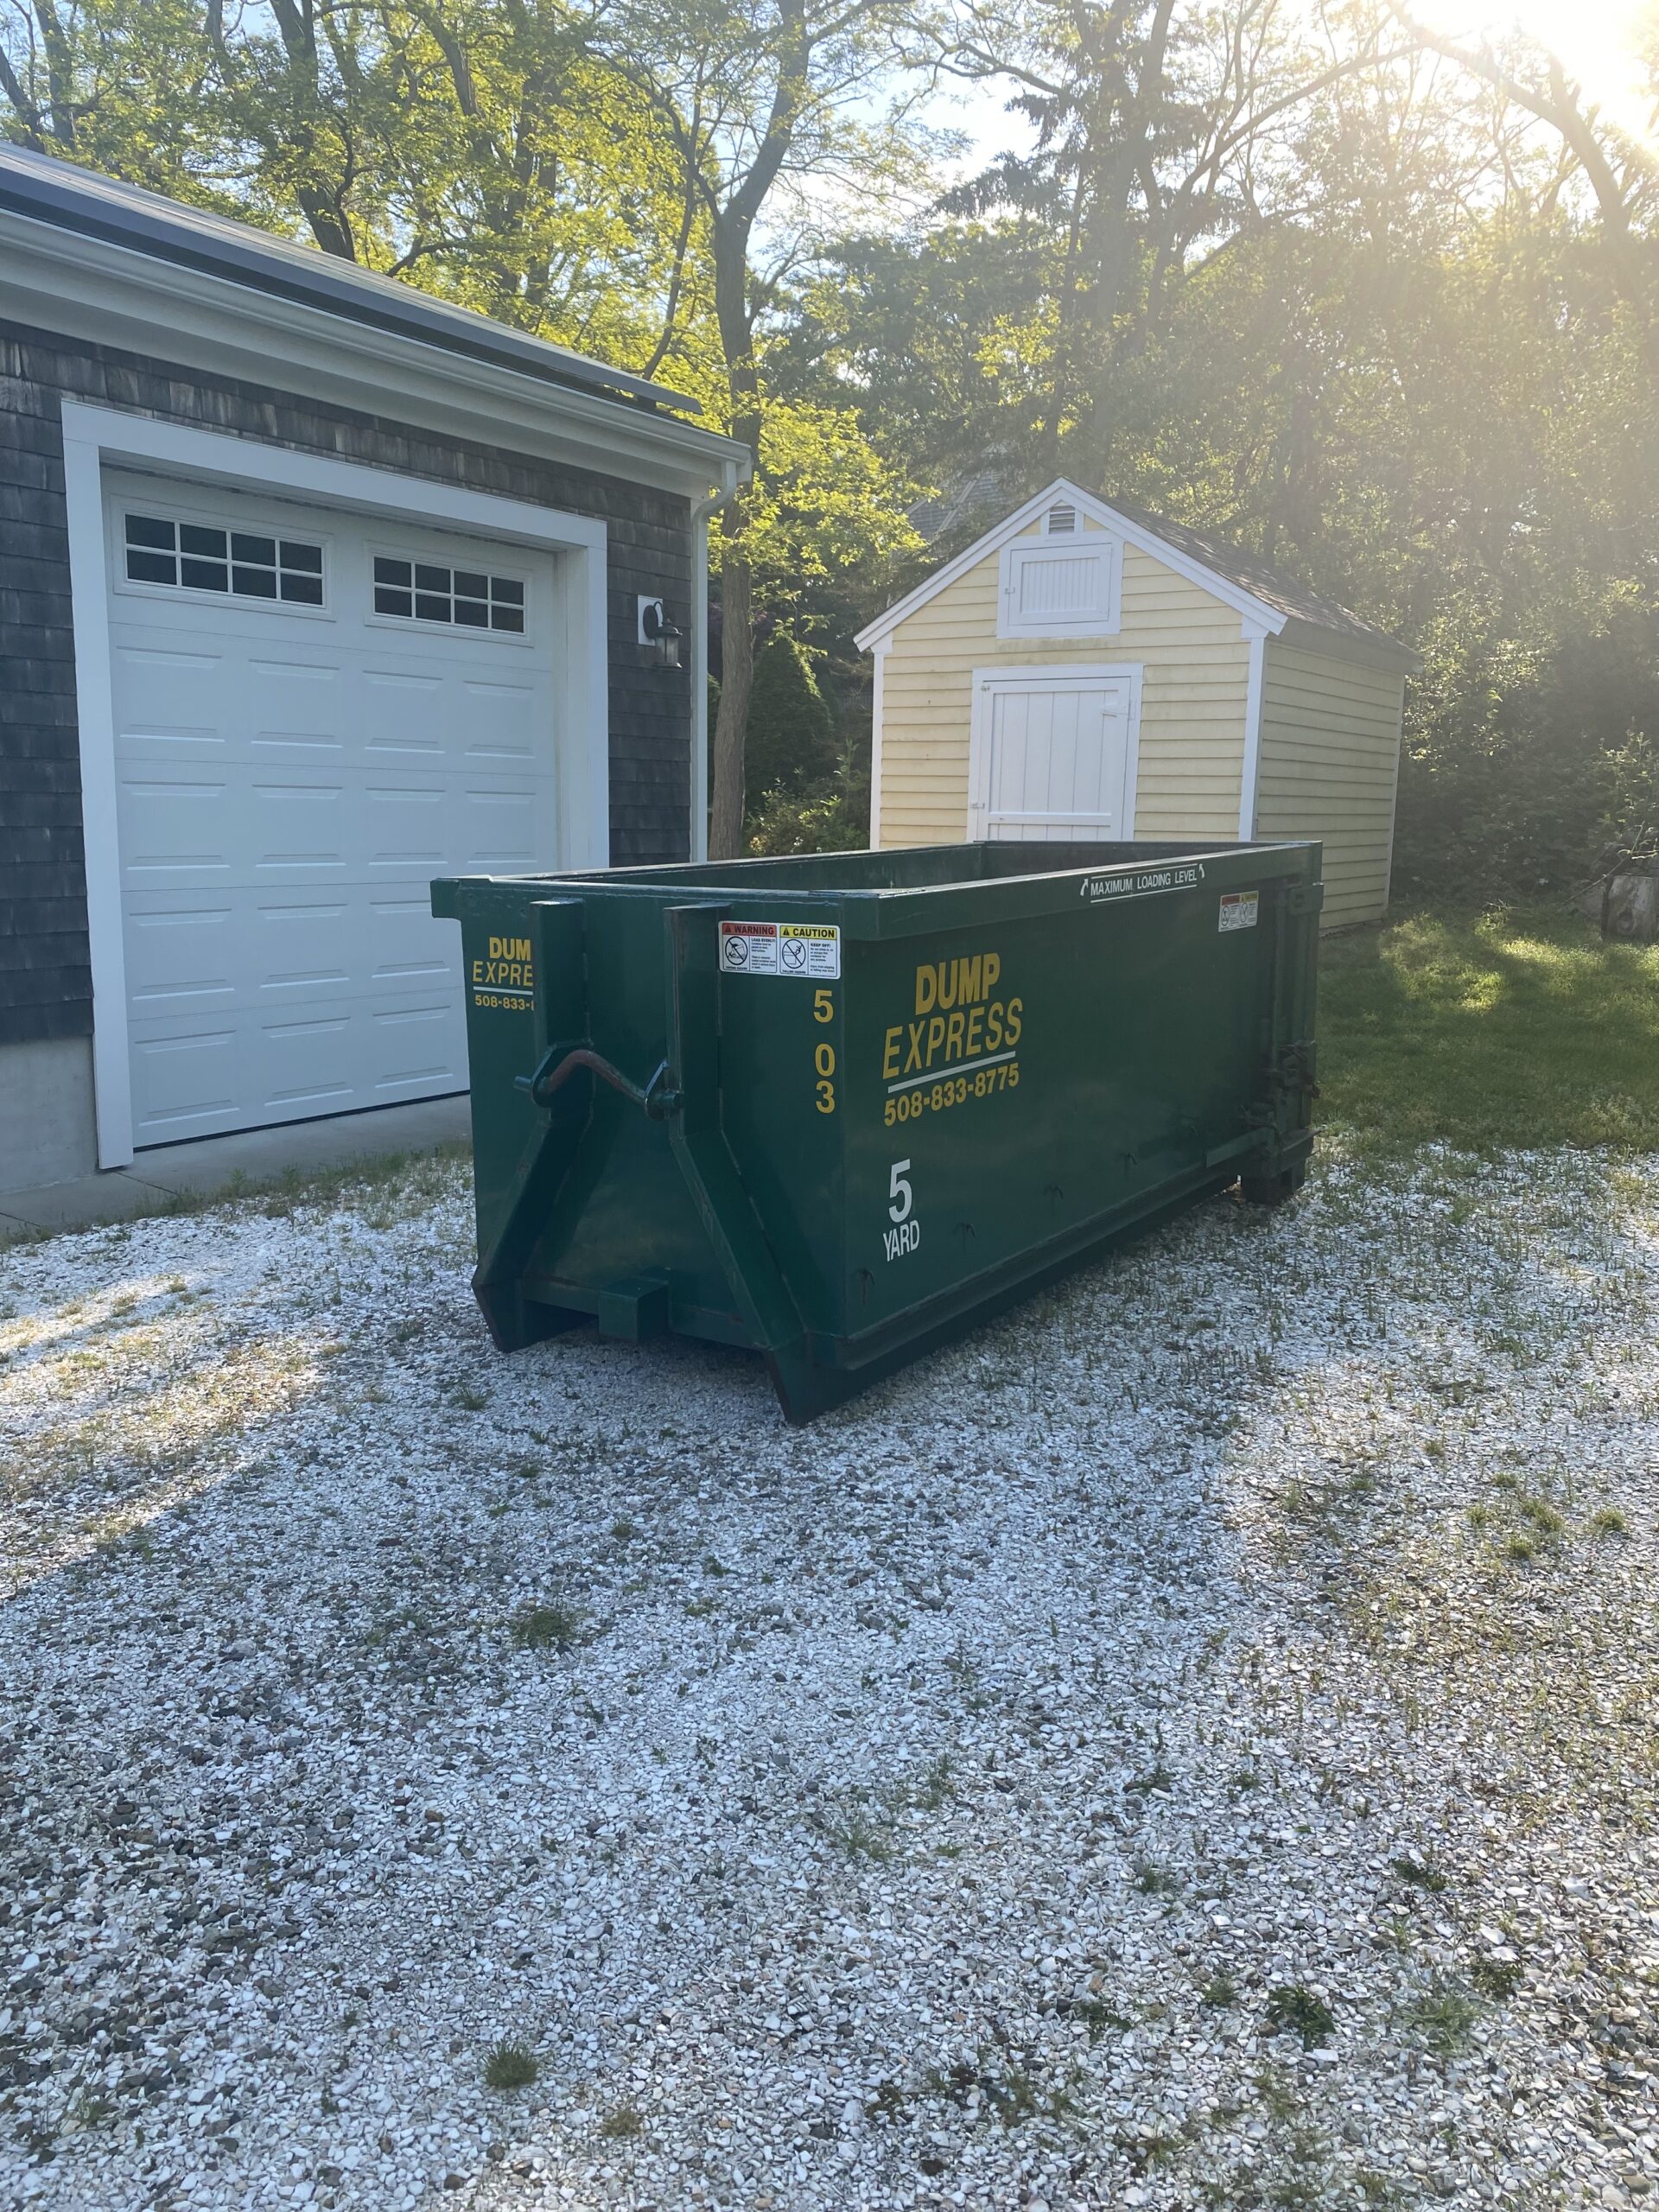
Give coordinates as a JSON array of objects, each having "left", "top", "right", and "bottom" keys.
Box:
[{"left": 516, "top": 1042, "right": 681, "bottom": 1121}]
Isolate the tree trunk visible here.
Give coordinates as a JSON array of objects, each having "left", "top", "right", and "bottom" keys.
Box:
[
  {"left": 707, "top": 208, "right": 761, "bottom": 858},
  {"left": 709, "top": 531, "right": 753, "bottom": 859}
]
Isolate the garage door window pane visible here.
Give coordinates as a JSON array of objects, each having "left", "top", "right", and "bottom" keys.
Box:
[
  {"left": 373, "top": 553, "right": 528, "bottom": 638},
  {"left": 124, "top": 512, "right": 326, "bottom": 610},
  {"left": 126, "top": 547, "right": 177, "bottom": 585}
]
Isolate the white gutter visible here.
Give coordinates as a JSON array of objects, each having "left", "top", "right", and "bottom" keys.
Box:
[{"left": 689, "top": 465, "right": 747, "bottom": 861}]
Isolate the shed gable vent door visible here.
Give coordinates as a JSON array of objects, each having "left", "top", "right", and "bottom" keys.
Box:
[
  {"left": 974, "top": 677, "right": 1135, "bottom": 842},
  {"left": 1001, "top": 537, "right": 1116, "bottom": 635}
]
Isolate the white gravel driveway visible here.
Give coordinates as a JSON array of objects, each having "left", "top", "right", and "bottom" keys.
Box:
[{"left": 2, "top": 1145, "right": 1657, "bottom": 2212}]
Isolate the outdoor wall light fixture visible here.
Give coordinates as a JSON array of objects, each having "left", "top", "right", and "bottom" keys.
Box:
[{"left": 637, "top": 594, "right": 683, "bottom": 668}]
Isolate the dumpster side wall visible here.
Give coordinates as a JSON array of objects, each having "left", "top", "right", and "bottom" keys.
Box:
[
  {"left": 874, "top": 520, "right": 1252, "bottom": 852},
  {"left": 1253, "top": 643, "right": 1405, "bottom": 927}
]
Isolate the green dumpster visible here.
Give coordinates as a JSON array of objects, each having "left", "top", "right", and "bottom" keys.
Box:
[{"left": 430, "top": 839, "right": 1320, "bottom": 1423}]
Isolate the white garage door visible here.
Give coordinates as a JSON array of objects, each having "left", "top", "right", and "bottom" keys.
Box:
[
  {"left": 105, "top": 469, "right": 560, "bottom": 1147},
  {"left": 970, "top": 671, "right": 1137, "bottom": 840}
]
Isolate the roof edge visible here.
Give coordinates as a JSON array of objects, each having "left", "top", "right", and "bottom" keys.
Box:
[
  {"left": 1, "top": 210, "right": 747, "bottom": 498},
  {"left": 0, "top": 143, "right": 699, "bottom": 416}
]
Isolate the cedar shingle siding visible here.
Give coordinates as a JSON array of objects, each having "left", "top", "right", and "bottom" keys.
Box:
[{"left": 0, "top": 322, "right": 693, "bottom": 1050}]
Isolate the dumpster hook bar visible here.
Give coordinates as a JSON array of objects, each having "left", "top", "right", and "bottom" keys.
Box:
[{"left": 517, "top": 1042, "right": 681, "bottom": 1121}]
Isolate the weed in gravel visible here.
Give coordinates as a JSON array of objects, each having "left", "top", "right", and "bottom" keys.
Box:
[
  {"left": 1390, "top": 1852, "right": 1449, "bottom": 1893},
  {"left": 1471, "top": 1955, "right": 1522, "bottom": 1999},
  {"left": 1125, "top": 1761, "right": 1176, "bottom": 1798},
  {"left": 511, "top": 1603, "right": 582, "bottom": 1652},
  {"left": 1133, "top": 1857, "right": 1179, "bottom": 1896},
  {"left": 1588, "top": 1506, "right": 1628, "bottom": 1539},
  {"left": 452, "top": 1384, "right": 488, "bottom": 1412},
  {"left": 599, "top": 2105, "right": 643, "bottom": 2139},
  {"left": 1267, "top": 2129, "right": 1336, "bottom": 2209},
  {"left": 1252, "top": 2066, "right": 1300, "bottom": 2124},
  {"left": 483, "top": 2042, "right": 537, "bottom": 2091},
  {"left": 830, "top": 1809, "right": 893, "bottom": 1862},
  {"left": 912, "top": 1754, "right": 955, "bottom": 1809},
  {"left": 1265, "top": 1984, "right": 1335, "bottom": 2048},
  {"left": 1200, "top": 1971, "right": 1238, "bottom": 2007},
  {"left": 1406, "top": 1974, "right": 1479, "bottom": 2056},
  {"left": 1058, "top": 1995, "right": 1131, "bottom": 2039},
  {"left": 610, "top": 1517, "right": 638, "bottom": 1541}
]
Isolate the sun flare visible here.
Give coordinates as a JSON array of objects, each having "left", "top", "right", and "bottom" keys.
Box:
[{"left": 1416, "top": 0, "right": 1659, "bottom": 148}]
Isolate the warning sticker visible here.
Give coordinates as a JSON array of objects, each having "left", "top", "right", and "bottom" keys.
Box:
[
  {"left": 1218, "top": 890, "right": 1260, "bottom": 933},
  {"left": 719, "top": 920, "right": 842, "bottom": 979}
]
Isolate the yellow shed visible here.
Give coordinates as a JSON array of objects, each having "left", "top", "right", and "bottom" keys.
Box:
[{"left": 855, "top": 479, "right": 1419, "bottom": 928}]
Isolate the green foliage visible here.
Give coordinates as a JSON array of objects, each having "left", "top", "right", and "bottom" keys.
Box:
[
  {"left": 747, "top": 760, "right": 871, "bottom": 856},
  {"left": 1265, "top": 1984, "right": 1336, "bottom": 2049},
  {"left": 510, "top": 1603, "right": 582, "bottom": 1652},
  {"left": 6, "top": 0, "right": 1657, "bottom": 889},
  {"left": 745, "top": 633, "right": 836, "bottom": 804},
  {"left": 1318, "top": 906, "right": 1659, "bottom": 1154},
  {"left": 483, "top": 2041, "right": 538, "bottom": 2091}
]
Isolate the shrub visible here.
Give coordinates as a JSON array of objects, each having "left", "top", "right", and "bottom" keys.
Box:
[{"left": 745, "top": 633, "right": 836, "bottom": 804}]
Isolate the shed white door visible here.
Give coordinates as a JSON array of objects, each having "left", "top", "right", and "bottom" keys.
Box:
[
  {"left": 969, "top": 670, "right": 1139, "bottom": 840},
  {"left": 105, "top": 469, "right": 558, "bottom": 1147}
]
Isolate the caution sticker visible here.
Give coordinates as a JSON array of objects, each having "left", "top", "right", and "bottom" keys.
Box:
[
  {"left": 1218, "top": 890, "right": 1260, "bottom": 933},
  {"left": 719, "top": 920, "right": 841, "bottom": 979}
]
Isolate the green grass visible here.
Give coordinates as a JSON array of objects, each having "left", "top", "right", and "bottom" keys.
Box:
[
  {"left": 510, "top": 1602, "right": 582, "bottom": 1652},
  {"left": 1318, "top": 906, "right": 1659, "bottom": 1153},
  {"left": 483, "top": 2040, "right": 538, "bottom": 2090}
]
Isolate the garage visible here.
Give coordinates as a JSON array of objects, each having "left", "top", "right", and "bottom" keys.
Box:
[
  {"left": 106, "top": 470, "right": 557, "bottom": 1145},
  {"left": 0, "top": 141, "right": 747, "bottom": 1197}
]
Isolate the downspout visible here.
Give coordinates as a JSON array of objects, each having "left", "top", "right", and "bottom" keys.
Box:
[{"left": 690, "top": 460, "right": 745, "bottom": 863}]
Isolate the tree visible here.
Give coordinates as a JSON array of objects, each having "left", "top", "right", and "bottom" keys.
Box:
[{"left": 587, "top": 0, "right": 937, "bottom": 852}]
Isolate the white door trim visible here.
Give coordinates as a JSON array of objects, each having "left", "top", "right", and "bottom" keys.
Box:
[
  {"left": 60, "top": 398, "right": 610, "bottom": 1168},
  {"left": 967, "top": 663, "right": 1144, "bottom": 840}
]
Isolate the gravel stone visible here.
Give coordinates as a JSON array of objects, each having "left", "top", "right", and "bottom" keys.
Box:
[{"left": 1, "top": 1144, "right": 1656, "bottom": 2208}]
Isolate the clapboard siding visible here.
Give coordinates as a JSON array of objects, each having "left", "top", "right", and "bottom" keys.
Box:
[
  {"left": 1255, "top": 645, "right": 1405, "bottom": 925},
  {"left": 877, "top": 522, "right": 1251, "bottom": 847},
  {"left": 0, "top": 321, "right": 694, "bottom": 1049}
]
